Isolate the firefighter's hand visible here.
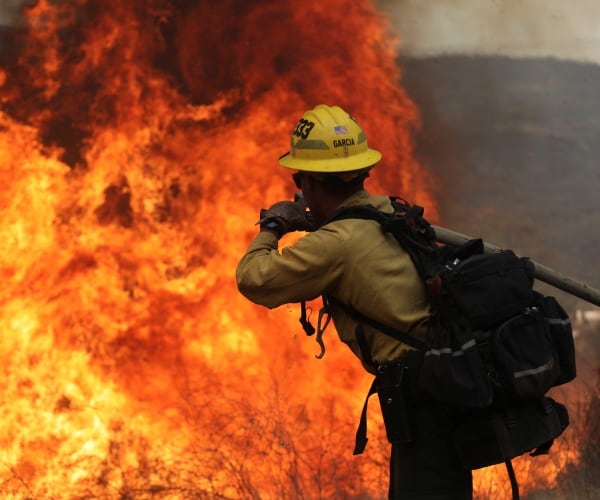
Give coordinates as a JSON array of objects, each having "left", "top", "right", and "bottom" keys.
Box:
[{"left": 256, "top": 194, "right": 315, "bottom": 237}]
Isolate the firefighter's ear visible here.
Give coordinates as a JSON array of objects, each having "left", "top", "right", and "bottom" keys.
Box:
[{"left": 304, "top": 174, "right": 321, "bottom": 193}]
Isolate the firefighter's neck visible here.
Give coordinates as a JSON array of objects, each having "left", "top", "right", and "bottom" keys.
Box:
[{"left": 305, "top": 177, "right": 360, "bottom": 226}]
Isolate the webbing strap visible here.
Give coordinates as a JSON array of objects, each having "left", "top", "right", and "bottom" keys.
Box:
[
  {"left": 299, "top": 301, "right": 315, "bottom": 335},
  {"left": 353, "top": 378, "right": 377, "bottom": 455},
  {"left": 299, "top": 299, "right": 333, "bottom": 359},
  {"left": 505, "top": 460, "right": 520, "bottom": 500},
  {"left": 328, "top": 295, "right": 425, "bottom": 350},
  {"left": 355, "top": 323, "right": 375, "bottom": 368}
]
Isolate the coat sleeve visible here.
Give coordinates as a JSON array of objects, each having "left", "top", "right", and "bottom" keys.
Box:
[{"left": 235, "top": 228, "right": 345, "bottom": 308}]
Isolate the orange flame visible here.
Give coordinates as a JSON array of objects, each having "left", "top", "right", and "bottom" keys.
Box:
[{"left": 0, "top": 1, "right": 583, "bottom": 498}]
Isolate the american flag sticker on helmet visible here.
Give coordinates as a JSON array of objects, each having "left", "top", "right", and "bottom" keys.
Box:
[{"left": 334, "top": 125, "right": 349, "bottom": 134}]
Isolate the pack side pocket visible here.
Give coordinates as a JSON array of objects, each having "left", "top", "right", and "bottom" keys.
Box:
[
  {"left": 418, "top": 322, "right": 494, "bottom": 408},
  {"left": 537, "top": 294, "right": 576, "bottom": 385},
  {"left": 493, "top": 309, "right": 560, "bottom": 401}
]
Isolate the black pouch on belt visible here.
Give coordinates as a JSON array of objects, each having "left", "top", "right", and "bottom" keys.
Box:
[{"left": 376, "top": 361, "right": 413, "bottom": 443}]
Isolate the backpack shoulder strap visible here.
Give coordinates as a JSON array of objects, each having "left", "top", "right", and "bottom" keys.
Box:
[
  {"left": 324, "top": 197, "right": 441, "bottom": 281},
  {"left": 324, "top": 202, "right": 390, "bottom": 226}
]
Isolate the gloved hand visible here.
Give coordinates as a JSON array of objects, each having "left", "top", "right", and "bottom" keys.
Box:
[{"left": 256, "top": 193, "right": 315, "bottom": 237}]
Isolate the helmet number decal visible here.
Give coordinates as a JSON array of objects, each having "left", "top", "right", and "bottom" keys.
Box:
[{"left": 293, "top": 119, "right": 315, "bottom": 140}]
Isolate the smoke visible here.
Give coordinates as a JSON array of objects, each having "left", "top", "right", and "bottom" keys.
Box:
[
  {"left": 372, "top": 0, "right": 600, "bottom": 296},
  {"left": 0, "top": 0, "right": 32, "bottom": 27},
  {"left": 376, "top": 0, "right": 600, "bottom": 64}
]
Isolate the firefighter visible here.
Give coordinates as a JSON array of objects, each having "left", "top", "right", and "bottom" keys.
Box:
[{"left": 236, "top": 104, "right": 473, "bottom": 499}]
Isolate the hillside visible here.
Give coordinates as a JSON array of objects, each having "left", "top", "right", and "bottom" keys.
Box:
[{"left": 398, "top": 55, "right": 600, "bottom": 309}]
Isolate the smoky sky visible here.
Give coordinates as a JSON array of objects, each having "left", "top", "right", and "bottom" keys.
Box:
[
  {"left": 0, "top": 0, "right": 28, "bottom": 27},
  {"left": 4, "top": 1, "right": 600, "bottom": 63},
  {"left": 376, "top": 0, "right": 600, "bottom": 65}
]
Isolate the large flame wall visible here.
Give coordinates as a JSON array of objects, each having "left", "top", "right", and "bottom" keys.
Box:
[
  {"left": 0, "top": 1, "right": 583, "bottom": 498},
  {"left": 0, "top": 1, "right": 431, "bottom": 498}
]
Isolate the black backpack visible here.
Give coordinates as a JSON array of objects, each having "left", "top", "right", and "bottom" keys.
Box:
[{"left": 307, "top": 197, "right": 576, "bottom": 500}]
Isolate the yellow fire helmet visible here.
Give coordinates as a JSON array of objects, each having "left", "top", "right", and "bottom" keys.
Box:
[{"left": 278, "top": 104, "right": 382, "bottom": 174}]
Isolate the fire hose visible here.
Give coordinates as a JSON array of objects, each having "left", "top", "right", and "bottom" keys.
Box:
[{"left": 432, "top": 225, "right": 600, "bottom": 308}]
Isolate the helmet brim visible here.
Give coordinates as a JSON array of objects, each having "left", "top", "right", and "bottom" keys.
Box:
[{"left": 278, "top": 148, "right": 382, "bottom": 172}]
